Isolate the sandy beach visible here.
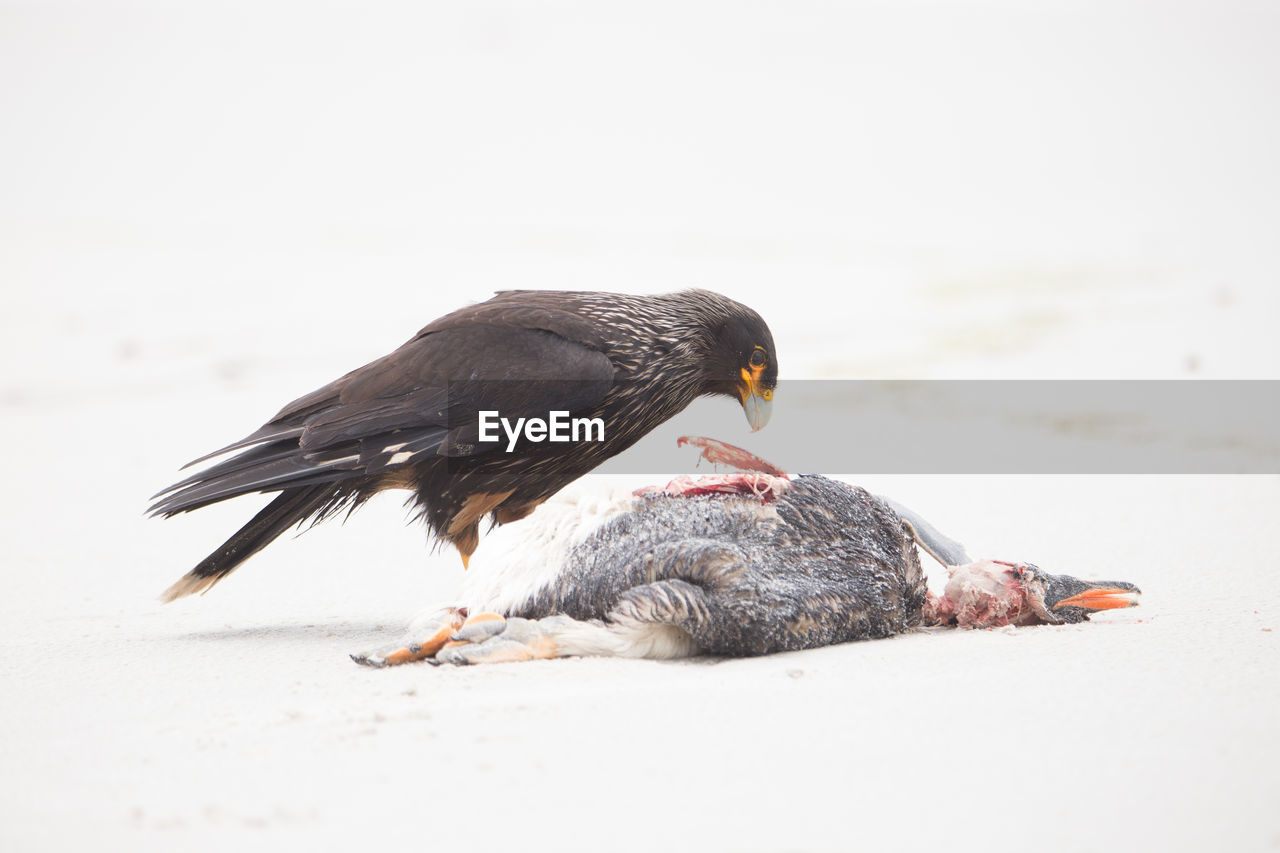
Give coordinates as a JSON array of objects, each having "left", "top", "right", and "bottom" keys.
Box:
[{"left": 3, "top": 2, "right": 1278, "bottom": 850}]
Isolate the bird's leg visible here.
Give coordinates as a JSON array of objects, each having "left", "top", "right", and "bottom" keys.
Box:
[
  {"left": 434, "top": 615, "right": 564, "bottom": 666},
  {"left": 357, "top": 588, "right": 709, "bottom": 667},
  {"left": 350, "top": 606, "right": 468, "bottom": 667},
  {"left": 433, "top": 607, "right": 701, "bottom": 665}
]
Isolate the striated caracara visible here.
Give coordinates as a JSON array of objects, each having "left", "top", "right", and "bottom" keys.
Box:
[{"left": 150, "top": 289, "right": 778, "bottom": 601}]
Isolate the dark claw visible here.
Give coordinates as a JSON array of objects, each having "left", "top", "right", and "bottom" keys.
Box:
[{"left": 435, "top": 647, "right": 470, "bottom": 666}]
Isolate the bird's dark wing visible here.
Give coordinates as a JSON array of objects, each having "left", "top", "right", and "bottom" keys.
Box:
[{"left": 149, "top": 318, "right": 615, "bottom": 517}]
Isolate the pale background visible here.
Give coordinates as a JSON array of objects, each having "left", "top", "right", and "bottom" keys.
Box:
[{"left": 2, "top": 2, "right": 1277, "bottom": 851}]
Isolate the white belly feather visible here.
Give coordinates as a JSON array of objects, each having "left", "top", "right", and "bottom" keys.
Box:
[{"left": 457, "top": 482, "right": 640, "bottom": 614}]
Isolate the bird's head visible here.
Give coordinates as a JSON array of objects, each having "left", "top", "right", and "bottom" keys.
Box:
[
  {"left": 701, "top": 302, "right": 778, "bottom": 432},
  {"left": 1011, "top": 563, "right": 1142, "bottom": 624},
  {"left": 930, "top": 559, "right": 1142, "bottom": 628}
]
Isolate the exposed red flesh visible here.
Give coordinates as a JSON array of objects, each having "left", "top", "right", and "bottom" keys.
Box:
[
  {"left": 635, "top": 472, "right": 791, "bottom": 503},
  {"left": 923, "top": 561, "right": 1039, "bottom": 628},
  {"left": 676, "top": 435, "right": 789, "bottom": 478},
  {"left": 633, "top": 437, "right": 790, "bottom": 502}
]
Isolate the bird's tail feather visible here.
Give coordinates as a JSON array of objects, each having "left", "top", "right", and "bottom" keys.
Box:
[{"left": 159, "top": 484, "right": 341, "bottom": 602}]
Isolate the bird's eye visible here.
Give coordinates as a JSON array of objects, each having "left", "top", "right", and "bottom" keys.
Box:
[{"left": 749, "top": 348, "right": 767, "bottom": 368}]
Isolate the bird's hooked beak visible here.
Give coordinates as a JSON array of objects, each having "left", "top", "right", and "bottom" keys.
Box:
[{"left": 737, "top": 367, "right": 774, "bottom": 432}]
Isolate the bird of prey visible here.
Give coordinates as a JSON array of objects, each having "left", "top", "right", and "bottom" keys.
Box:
[
  {"left": 150, "top": 290, "right": 778, "bottom": 601},
  {"left": 353, "top": 438, "right": 1141, "bottom": 667}
]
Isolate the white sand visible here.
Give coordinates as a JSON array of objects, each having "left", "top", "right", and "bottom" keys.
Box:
[
  {"left": 3, "top": 3, "right": 1279, "bottom": 851},
  {"left": 5, "top": 468, "right": 1278, "bottom": 851}
]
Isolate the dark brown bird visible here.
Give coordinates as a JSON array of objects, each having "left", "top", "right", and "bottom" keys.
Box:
[{"left": 150, "top": 289, "right": 778, "bottom": 601}]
